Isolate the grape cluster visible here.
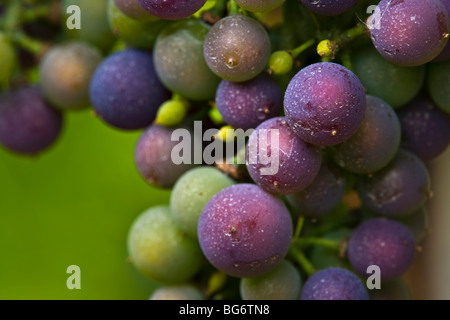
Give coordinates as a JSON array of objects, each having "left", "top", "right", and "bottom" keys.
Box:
[{"left": 1, "top": 0, "right": 449, "bottom": 301}]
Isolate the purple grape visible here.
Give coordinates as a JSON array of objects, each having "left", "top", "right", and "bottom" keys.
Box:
[
  {"left": 286, "top": 162, "right": 346, "bottom": 217},
  {"left": 197, "top": 184, "right": 293, "bottom": 278},
  {"left": 300, "top": 267, "right": 369, "bottom": 300},
  {"left": 114, "top": 0, "right": 154, "bottom": 20},
  {"left": 397, "top": 96, "right": 450, "bottom": 162},
  {"left": 332, "top": 95, "right": 401, "bottom": 174},
  {"left": 434, "top": 0, "right": 450, "bottom": 61},
  {"left": 369, "top": 0, "right": 450, "bottom": 66},
  {"left": 137, "top": 0, "right": 206, "bottom": 20},
  {"left": 90, "top": 49, "right": 170, "bottom": 130},
  {"left": 246, "top": 117, "right": 322, "bottom": 195},
  {"left": 203, "top": 15, "right": 271, "bottom": 82},
  {"left": 357, "top": 150, "right": 431, "bottom": 218},
  {"left": 284, "top": 62, "right": 366, "bottom": 147},
  {"left": 347, "top": 218, "right": 415, "bottom": 281},
  {"left": 300, "top": 0, "right": 357, "bottom": 16},
  {"left": 0, "top": 87, "right": 63, "bottom": 155},
  {"left": 135, "top": 125, "right": 195, "bottom": 189},
  {"left": 215, "top": 73, "right": 282, "bottom": 130}
]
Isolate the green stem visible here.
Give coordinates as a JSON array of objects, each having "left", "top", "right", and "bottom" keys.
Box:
[
  {"left": 289, "top": 247, "right": 315, "bottom": 277},
  {"left": 20, "top": 5, "right": 52, "bottom": 24},
  {"left": 293, "top": 215, "right": 305, "bottom": 242},
  {"left": 294, "top": 237, "right": 341, "bottom": 251},
  {"left": 289, "top": 38, "right": 316, "bottom": 58},
  {"left": 227, "top": 0, "right": 239, "bottom": 15},
  {"left": 340, "top": 51, "right": 353, "bottom": 71},
  {"left": 11, "top": 31, "right": 45, "bottom": 56},
  {"left": 334, "top": 23, "right": 367, "bottom": 47},
  {"left": 3, "top": 0, "right": 22, "bottom": 33}
]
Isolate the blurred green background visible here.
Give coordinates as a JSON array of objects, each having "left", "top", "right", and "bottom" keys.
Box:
[{"left": 0, "top": 110, "right": 170, "bottom": 299}]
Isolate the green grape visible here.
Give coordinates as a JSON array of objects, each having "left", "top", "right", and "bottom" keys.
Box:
[
  {"left": 0, "top": 33, "right": 15, "bottom": 87},
  {"left": 127, "top": 206, "right": 203, "bottom": 284},
  {"left": 170, "top": 167, "right": 235, "bottom": 238},
  {"left": 240, "top": 260, "right": 302, "bottom": 300},
  {"left": 150, "top": 285, "right": 205, "bottom": 300},
  {"left": 108, "top": 0, "right": 171, "bottom": 50},
  {"left": 268, "top": 50, "right": 293, "bottom": 75},
  {"left": 39, "top": 41, "right": 103, "bottom": 110},
  {"left": 62, "top": 0, "right": 116, "bottom": 52},
  {"left": 310, "top": 229, "right": 352, "bottom": 270},
  {"left": 427, "top": 60, "right": 450, "bottom": 113},
  {"left": 352, "top": 46, "right": 425, "bottom": 108},
  {"left": 369, "top": 278, "right": 411, "bottom": 300},
  {"left": 155, "top": 99, "right": 188, "bottom": 127},
  {"left": 154, "top": 19, "right": 221, "bottom": 101}
]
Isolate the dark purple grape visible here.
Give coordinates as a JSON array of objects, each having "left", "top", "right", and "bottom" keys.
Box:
[
  {"left": 347, "top": 218, "right": 415, "bottom": 281},
  {"left": 397, "top": 96, "right": 450, "bottom": 162},
  {"left": 357, "top": 150, "right": 431, "bottom": 218},
  {"left": 90, "top": 49, "right": 170, "bottom": 130},
  {"left": 114, "top": 0, "right": 154, "bottom": 20},
  {"left": 135, "top": 125, "right": 195, "bottom": 189},
  {"left": 0, "top": 87, "right": 63, "bottom": 155},
  {"left": 137, "top": 0, "right": 206, "bottom": 20},
  {"left": 215, "top": 74, "right": 282, "bottom": 130},
  {"left": 369, "top": 0, "right": 450, "bottom": 66},
  {"left": 332, "top": 95, "right": 401, "bottom": 174},
  {"left": 300, "top": 267, "right": 369, "bottom": 300},
  {"left": 246, "top": 117, "right": 322, "bottom": 195},
  {"left": 204, "top": 15, "right": 271, "bottom": 82},
  {"left": 235, "top": 0, "right": 285, "bottom": 12},
  {"left": 300, "top": 0, "right": 357, "bottom": 16},
  {"left": 284, "top": 62, "right": 366, "bottom": 147},
  {"left": 434, "top": 0, "right": 450, "bottom": 61},
  {"left": 197, "top": 184, "right": 293, "bottom": 278},
  {"left": 286, "top": 162, "right": 346, "bottom": 217}
]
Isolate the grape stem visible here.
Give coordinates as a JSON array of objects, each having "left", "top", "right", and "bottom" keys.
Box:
[
  {"left": 289, "top": 246, "right": 315, "bottom": 277},
  {"left": 288, "top": 38, "right": 316, "bottom": 58},
  {"left": 10, "top": 31, "right": 47, "bottom": 57},
  {"left": 227, "top": 0, "right": 245, "bottom": 15},
  {"left": 293, "top": 237, "right": 341, "bottom": 251},
  {"left": 293, "top": 215, "right": 305, "bottom": 242}
]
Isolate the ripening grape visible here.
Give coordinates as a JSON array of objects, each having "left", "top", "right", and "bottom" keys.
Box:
[
  {"left": 357, "top": 150, "right": 431, "bottom": 218},
  {"left": 369, "top": 0, "right": 450, "bottom": 66},
  {"left": 300, "top": 267, "right": 369, "bottom": 300},
  {"left": 90, "top": 49, "right": 170, "bottom": 130},
  {"left": 347, "top": 218, "right": 415, "bottom": 281},
  {"left": 39, "top": 41, "right": 103, "bottom": 110},
  {"left": 215, "top": 73, "right": 282, "bottom": 130},
  {"left": 397, "top": 96, "right": 450, "bottom": 162},
  {"left": 137, "top": 0, "right": 206, "bottom": 20},
  {"left": 62, "top": 0, "right": 116, "bottom": 52},
  {"left": 240, "top": 260, "right": 302, "bottom": 300},
  {"left": 246, "top": 117, "right": 322, "bottom": 195},
  {"left": 135, "top": 125, "right": 195, "bottom": 189},
  {"left": 198, "top": 184, "right": 293, "bottom": 278},
  {"left": 108, "top": 0, "right": 171, "bottom": 50},
  {"left": 286, "top": 162, "right": 346, "bottom": 217},
  {"left": 235, "top": 0, "right": 285, "bottom": 12},
  {"left": 332, "top": 95, "right": 401, "bottom": 174},
  {"left": 427, "top": 59, "right": 450, "bottom": 113},
  {"left": 170, "top": 166, "right": 235, "bottom": 238},
  {"left": 203, "top": 15, "right": 271, "bottom": 82},
  {"left": 150, "top": 285, "right": 205, "bottom": 300},
  {"left": 114, "top": 0, "right": 155, "bottom": 20},
  {"left": 154, "top": 19, "right": 220, "bottom": 101},
  {"left": 352, "top": 47, "right": 425, "bottom": 109},
  {"left": 284, "top": 62, "right": 366, "bottom": 146},
  {"left": 300, "top": 0, "right": 357, "bottom": 16},
  {"left": 127, "top": 206, "right": 203, "bottom": 284},
  {"left": 0, "top": 87, "right": 63, "bottom": 155},
  {"left": 0, "top": 33, "right": 15, "bottom": 87}
]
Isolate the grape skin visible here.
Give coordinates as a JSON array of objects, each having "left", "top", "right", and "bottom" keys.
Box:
[
  {"left": 300, "top": 0, "right": 357, "bottom": 16},
  {"left": 114, "top": 0, "right": 154, "bottom": 21},
  {"left": 284, "top": 62, "right": 366, "bottom": 147},
  {"left": 369, "top": 0, "right": 450, "bottom": 66},
  {"left": 197, "top": 184, "right": 293, "bottom": 278},
  {"left": 203, "top": 15, "right": 271, "bottom": 82},
  {"left": 137, "top": 0, "right": 206, "bottom": 20},
  {"left": 150, "top": 285, "right": 205, "bottom": 300}
]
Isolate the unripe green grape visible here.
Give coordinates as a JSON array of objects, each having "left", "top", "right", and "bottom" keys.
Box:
[
  {"left": 0, "top": 33, "right": 15, "bottom": 87},
  {"left": 108, "top": 0, "right": 171, "bottom": 50},
  {"left": 63, "top": 0, "right": 116, "bottom": 52},
  {"left": 39, "top": 41, "right": 103, "bottom": 110},
  {"left": 154, "top": 19, "right": 220, "bottom": 101},
  {"left": 127, "top": 206, "right": 203, "bottom": 284},
  {"left": 427, "top": 60, "right": 450, "bottom": 113},
  {"left": 317, "top": 39, "right": 334, "bottom": 58},
  {"left": 268, "top": 51, "right": 293, "bottom": 75},
  {"left": 352, "top": 46, "right": 425, "bottom": 108},
  {"left": 240, "top": 260, "right": 302, "bottom": 300},
  {"left": 155, "top": 99, "right": 188, "bottom": 127},
  {"left": 170, "top": 167, "right": 235, "bottom": 238}
]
